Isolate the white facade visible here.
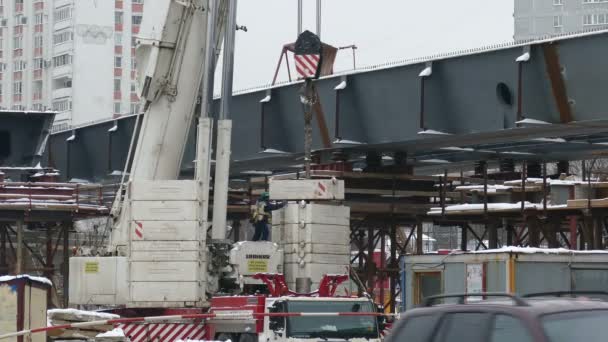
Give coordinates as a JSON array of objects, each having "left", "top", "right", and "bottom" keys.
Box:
[{"left": 0, "top": 0, "right": 143, "bottom": 130}]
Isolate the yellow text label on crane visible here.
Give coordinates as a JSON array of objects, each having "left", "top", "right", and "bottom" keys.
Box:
[
  {"left": 247, "top": 260, "right": 268, "bottom": 273},
  {"left": 85, "top": 262, "right": 99, "bottom": 274}
]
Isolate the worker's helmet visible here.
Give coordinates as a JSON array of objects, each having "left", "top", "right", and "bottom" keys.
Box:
[{"left": 260, "top": 192, "right": 269, "bottom": 200}]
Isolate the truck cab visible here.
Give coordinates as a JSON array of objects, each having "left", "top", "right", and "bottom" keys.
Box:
[{"left": 263, "top": 297, "right": 382, "bottom": 342}]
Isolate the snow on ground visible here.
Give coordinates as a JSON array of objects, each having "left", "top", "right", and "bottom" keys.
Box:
[
  {"left": 48, "top": 308, "right": 119, "bottom": 320},
  {"left": 471, "top": 246, "right": 608, "bottom": 254},
  {"left": 96, "top": 328, "right": 125, "bottom": 338},
  {"left": 0, "top": 274, "right": 52, "bottom": 286}
]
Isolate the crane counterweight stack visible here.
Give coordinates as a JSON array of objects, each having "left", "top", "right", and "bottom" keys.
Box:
[{"left": 71, "top": 0, "right": 227, "bottom": 308}]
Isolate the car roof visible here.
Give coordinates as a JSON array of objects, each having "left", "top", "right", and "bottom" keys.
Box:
[{"left": 405, "top": 297, "right": 608, "bottom": 317}]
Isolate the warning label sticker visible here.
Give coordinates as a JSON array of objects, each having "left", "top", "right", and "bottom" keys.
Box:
[
  {"left": 85, "top": 262, "right": 99, "bottom": 274},
  {"left": 247, "top": 259, "right": 268, "bottom": 273}
]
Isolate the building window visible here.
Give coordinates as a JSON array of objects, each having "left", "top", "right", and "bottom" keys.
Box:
[
  {"left": 553, "top": 15, "right": 563, "bottom": 27},
  {"left": 12, "top": 81, "right": 22, "bottom": 94},
  {"left": 131, "top": 58, "right": 136, "bottom": 69},
  {"left": 583, "top": 13, "right": 608, "bottom": 25},
  {"left": 130, "top": 103, "right": 140, "bottom": 114},
  {"left": 53, "top": 54, "right": 72, "bottom": 67},
  {"left": 115, "top": 32, "right": 122, "bottom": 46},
  {"left": 33, "top": 58, "right": 43, "bottom": 69},
  {"left": 133, "top": 0, "right": 144, "bottom": 3},
  {"left": 54, "top": 6, "right": 72, "bottom": 22},
  {"left": 52, "top": 98, "right": 71, "bottom": 112},
  {"left": 32, "top": 103, "right": 43, "bottom": 111},
  {"left": 583, "top": 0, "right": 608, "bottom": 3},
  {"left": 34, "top": 35, "right": 43, "bottom": 48},
  {"left": 53, "top": 30, "right": 73, "bottom": 45},
  {"left": 114, "top": 79, "right": 121, "bottom": 92},
  {"left": 130, "top": 83, "right": 136, "bottom": 92},
  {"left": 553, "top": 0, "right": 563, "bottom": 4},
  {"left": 12, "top": 60, "right": 25, "bottom": 71},
  {"left": 13, "top": 36, "right": 22, "bottom": 49},
  {"left": 115, "top": 11, "right": 123, "bottom": 24},
  {"left": 115, "top": 56, "right": 122, "bottom": 68},
  {"left": 114, "top": 102, "right": 121, "bottom": 113},
  {"left": 132, "top": 15, "right": 142, "bottom": 25},
  {"left": 34, "top": 13, "right": 43, "bottom": 24}
]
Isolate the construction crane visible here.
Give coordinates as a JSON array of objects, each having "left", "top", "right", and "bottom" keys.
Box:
[{"left": 68, "top": 1, "right": 384, "bottom": 341}]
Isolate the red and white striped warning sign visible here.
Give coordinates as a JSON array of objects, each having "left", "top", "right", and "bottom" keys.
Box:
[
  {"left": 117, "top": 323, "right": 206, "bottom": 342},
  {"left": 294, "top": 54, "right": 320, "bottom": 79},
  {"left": 315, "top": 181, "right": 327, "bottom": 197},
  {"left": 134, "top": 221, "right": 143, "bottom": 239}
]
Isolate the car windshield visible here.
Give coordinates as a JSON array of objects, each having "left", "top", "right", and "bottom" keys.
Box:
[
  {"left": 542, "top": 309, "right": 608, "bottom": 342},
  {"left": 286, "top": 300, "right": 379, "bottom": 339}
]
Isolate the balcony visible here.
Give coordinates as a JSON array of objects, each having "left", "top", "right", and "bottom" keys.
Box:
[
  {"left": 13, "top": 71, "right": 22, "bottom": 80},
  {"left": 13, "top": 49, "right": 23, "bottom": 58},
  {"left": 52, "top": 87, "right": 72, "bottom": 99},
  {"left": 54, "top": 19, "right": 72, "bottom": 32},
  {"left": 115, "top": 23, "right": 123, "bottom": 32},
  {"left": 15, "top": 3, "right": 23, "bottom": 13},
  {"left": 114, "top": 91, "right": 121, "bottom": 100},
  {"left": 34, "top": 1, "right": 44, "bottom": 11},
  {"left": 115, "top": 45, "right": 122, "bottom": 54},
  {"left": 130, "top": 93, "right": 139, "bottom": 102},
  {"left": 52, "top": 64, "right": 72, "bottom": 78},
  {"left": 34, "top": 48, "right": 42, "bottom": 57},
  {"left": 33, "top": 69, "right": 42, "bottom": 79},
  {"left": 13, "top": 94, "right": 22, "bottom": 102},
  {"left": 115, "top": 1, "right": 123, "bottom": 9},
  {"left": 132, "top": 25, "right": 140, "bottom": 34},
  {"left": 35, "top": 24, "right": 43, "bottom": 33},
  {"left": 33, "top": 93, "right": 42, "bottom": 101},
  {"left": 114, "top": 68, "right": 122, "bottom": 77}
]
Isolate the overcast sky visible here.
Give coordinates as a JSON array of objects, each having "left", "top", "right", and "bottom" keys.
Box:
[{"left": 223, "top": 1, "right": 515, "bottom": 91}]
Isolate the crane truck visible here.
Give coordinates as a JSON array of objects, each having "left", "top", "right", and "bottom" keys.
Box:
[{"left": 67, "top": 1, "right": 384, "bottom": 342}]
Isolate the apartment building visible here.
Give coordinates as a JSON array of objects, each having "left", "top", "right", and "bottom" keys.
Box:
[
  {"left": 0, "top": 0, "right": 143, "bottom": 130},
  {"left": 515, "top": 0, "right": 608, "bottom": 40}
]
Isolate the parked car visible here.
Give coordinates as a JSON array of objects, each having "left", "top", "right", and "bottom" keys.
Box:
[{"left": 385, "top": 292, "right": 608, "bottom": 342}]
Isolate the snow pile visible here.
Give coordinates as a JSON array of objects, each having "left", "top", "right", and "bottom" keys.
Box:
[
  {"left": 471, "top": 246, "right": 608, "bottom": 255},
  {"left": 456, "top": 184, "right": 513, "bottom": 193},
  {"left": 48, "top": 308, "right": 119, "bottom": 320},
  {"left": 96, "top": 328, "right": 125, "bottom": 338},
  {"left": 428, "top": 202, "right": 567, "bottom": 214},
  {"left": 0, "top": 274, "right": 52, "bottom": 286}
]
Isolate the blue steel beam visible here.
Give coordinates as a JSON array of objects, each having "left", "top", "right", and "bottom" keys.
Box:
[{"left": 48, "top": 30, "right": 608, "bottom": 182}]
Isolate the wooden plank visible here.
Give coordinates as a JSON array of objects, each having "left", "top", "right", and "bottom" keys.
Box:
[{"left": 567, "top": 198, "right": 608, "bottom": 209}]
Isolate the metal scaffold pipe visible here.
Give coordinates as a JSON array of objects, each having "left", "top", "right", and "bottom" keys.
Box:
[{"left": 211, "top": 0, "right": 237, "bottom": 240}]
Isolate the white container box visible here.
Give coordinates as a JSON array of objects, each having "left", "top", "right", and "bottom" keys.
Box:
[
  {"left": 269, "top": 179, "right": 345, "bottom": 200},
  {"left": 130, "top": 281, "right": 205, "bottom": 304},
  {"left": 129, "top": 220, "right": 200, "bottom": 240},
  {"left": 274, "top": 223, "right": 349, "bottom": 245},
  {"left": 282, "top": 242, "right": 350, "bottom": 255},
  {"left": 69, "top": 257, "right": 129, "bottom": 305},
  {"left": 131, "top": 201, "right": 200, "bottom": 221},
  {"left": 272, "top": 203, "right": 350, "bottom": 226},
  {"left": 130, "top": 180, "right": 198, "bottom": 201},
  {"left": 284, "top": 252, "right": 350, "bottom": 265},
  {"left": 130, "top": 261, "right": 201, "bottom": 282}
]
